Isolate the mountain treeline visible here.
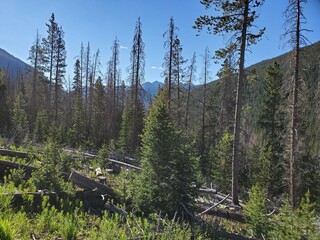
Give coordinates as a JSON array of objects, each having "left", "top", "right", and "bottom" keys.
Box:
[{"left": 1, "top": 0, "right": 320, "bottom": 220}]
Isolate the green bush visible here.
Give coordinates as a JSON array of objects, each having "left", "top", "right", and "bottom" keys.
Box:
[
  {"left": 0, "top": 218, "right": 14, "bottom": 240},
  {"left": 244, "top": 184, "right": 269, "bottom": 238},
  {"left": 270, "top": 192, "right": 319, "bottom": 239},
  {"left": 63, "top": 214, "right": 78, "bottom": 240}
]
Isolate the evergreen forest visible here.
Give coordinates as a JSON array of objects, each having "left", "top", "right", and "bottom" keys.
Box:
[{"left": 1, "top": 0, "right": 320, "bottom": 239}]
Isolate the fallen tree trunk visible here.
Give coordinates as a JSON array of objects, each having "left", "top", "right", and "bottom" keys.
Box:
[
  {"left": 199, "top": 188, "right": 217, "bottom": 194},
  {"left": 1, "top": 191, "right": 69, "bottom": 210},
  {"left": 63, "top": 148, "right": 141, "bottom": 171},
  {"left": 0, "top": 159, "right": 37, "bottom": 177},
  {"left": 0, "top": 149, "right": 29, "bottom": 159},
  {"left": 197, "top": 194, "right": 230, "bottom": 217},
  {"left": 199, "top": 188, "right": 244, "bottom": 207},
  {"left": 197, "top": 203, "right": 245, "bottom": 223},
  {"left": 106, "top": 158, "right": 141, "bottom": 171},
  {"left": 68, "top": 171, "right": 115, "bottom": 198},
  {"left": 104, "top": 202, "right": 127, "bottom": 217}
]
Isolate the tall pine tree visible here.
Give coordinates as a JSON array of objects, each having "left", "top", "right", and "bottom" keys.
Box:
[
  {"left": 135, "top": 90, "right": 197, "bottom": 215},
  {"left": 195, "top": 0, "right": 265, "bottom": 205}
]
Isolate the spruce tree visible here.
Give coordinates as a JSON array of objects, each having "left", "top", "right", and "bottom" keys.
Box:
[
  {"left": 12, "top": 92, "right": 29, "bottom": 141},
  {"left": 135, "top": 90, "right": 197, "bottom": 215},
  {"left": 210, "top": 129, "right": 233, "bottom": 192},
  {"left": 92, "top": 77, "right": 107, "bottom": 147},
  {"left": 0, "top": 72, "right": 10, "bottom": 134},
  {"left": 28, "top": 30, "right": 46, "bottom": 130},
  {"left": 118, "top": 104, "right": 134, "bottom": 154},
  {"left": 42, "top": 13, "right": 58, "bottom": 121},
  {"left": 69, "top": 59, "right": 85, "bottom": 147},
  {"left": 256, "top": 62, "right": 285, "bottom": 196},
  {"left": 245, "top": 184, "right": 269, "bottom": 238},
  {"left": 42, "top": 13, "right": 66, "bottom": 123},
  {"left": 121, "top": 17, "right": 145, "bottom": 154}
]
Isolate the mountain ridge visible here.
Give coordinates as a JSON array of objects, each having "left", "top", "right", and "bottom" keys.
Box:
[{"left": 0, "top": 48, "right": 30, "bottom": 79}]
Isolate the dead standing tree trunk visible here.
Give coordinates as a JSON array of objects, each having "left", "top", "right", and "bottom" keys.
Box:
[{"left": 284, "top": 0, "right": 308, "bottom": 209}]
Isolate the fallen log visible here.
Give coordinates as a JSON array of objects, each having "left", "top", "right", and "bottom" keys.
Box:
[
  {"left": 197, "top": 203, "right": 245, "bottom": 223},
  {"left": 199, "top": 188, "right": 244, "bottom": 207},
  {"left": 199, "top": 188, "right": 217, "bottom": 194},
  {"left": 104, "top": 202, "right": 127, "bottom": 217},
  {"left": 0, "top": 149, "right": 29, "bottom": 158},
  {"left": 68, "top": 171, "right": 115, "bottom": 198},
  {"left": 106, "top": 158, "right": 141, "bottom": 171},
  {"left": 197, "top": 194, "right": 230, "bottom": 217},
  {"left": 1, "top": 190, "right": 70, "bottom": 211},
  {"left": 63, "top": 148, "right": 141, "bottom": 171},
  {"left": 0, "top": 159, "right": 70, "bottom": 180},
  {"left": 0, "top": 159, "right": 37, "bottom": 177}
]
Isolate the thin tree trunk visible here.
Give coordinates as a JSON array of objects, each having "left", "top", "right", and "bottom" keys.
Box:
[
  {"left": 289, "top": 0, "right": 300, "bottom": 210},
  {"left": 168, "top": 20, "right": 174, "bottom": 110},
  {"left": 185, "top": 55, "right": 195, "bottom": 129},
  {"left": 232, "top": 0, "right": 249, "bottom": 206},
  {"left": 48, "top": 31, "right": 54, "bottom": 122},
  {"left": 54, "top": 40, "right": 61, "bottom": 122},
  {"left": 31, "top": 32, "right": 39, "bottom": 128}
]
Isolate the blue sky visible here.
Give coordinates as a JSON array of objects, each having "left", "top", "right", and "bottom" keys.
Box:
[{"left": 1, "top": 0, "right": 319, "bottom": 84}]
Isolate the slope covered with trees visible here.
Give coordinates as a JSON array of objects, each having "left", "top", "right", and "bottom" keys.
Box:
[{"left": 1, "top": 2, "right": 320, "bottom": 238}]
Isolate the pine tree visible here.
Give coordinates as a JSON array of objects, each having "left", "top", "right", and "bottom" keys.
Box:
[
  {"left": 53, "top": 26, "right": 67, "bottom": 122},
  {"left": 27, "top": 30, "right": 46, "bottom": 130},
  {"left": 0, "top": 71, "right": 10, "bottom": 134},
  {"left": 163, "top": 17, "right": 178, "bottom": 110},
  {"left": 195, "top": 0, "right": 265, "bottom": 205},
  {"left": 42, "top": 13, "right": 58, "bottom": 122},
  {"left": 69, "top": 59, "right": 85, "bottom": 147},
  {"left": 185, "top": 53, "right": 196, "bottom": 129},
  {"left": 283, "top": 0, "right": 309, "bottom": 209},
  {"left": 199, "top": 47, "right": 211, "bottom": 177},
  {"left": 106, "top": 38, "right": 122, "bottom": 142},
  {"left": 121, "top": 17, "right": 145, "bottom": 154},
  {"left": 172, "top": 36, "right": 187, "bottom": 125},
  {"left": 135, "top": 90, "right": 197, "bottom": 215},
  {"left": 42, "top": 13, "right": 66, "bottom": 123},
  {"left": 118, "top": 104, "right": 134, "bottom": 154},
  {"left": 87, "top": 48, "right": 101, "bottom": 140},
  {"left": 217, "top": 58, "right": 236, "bottom": 134},
  {"left": 256, "top": 62, "right": 286, "bottom": 196},
  {"left": 12, "top": 92, "right": 29, "bottom": 141},
  {"left": 245, "top": 184, "right": 269, "bottom": 238},
  {"left": 270, "top": 192, "right": 318, "bottom": 239},
  {"left": 34, "top": 110, "right": 49, "bottom": 142},
  {"left": 210, "top": 129, "right": 233, "bottom": 192},
  {"left": 92, "top": 77, "right": 107, "bottom": 147}
]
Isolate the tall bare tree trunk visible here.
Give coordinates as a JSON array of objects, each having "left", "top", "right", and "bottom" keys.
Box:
[
  {"left": 232, "top": 0, "right": 249, "bottom": 206},
  {"left": 168, "top": 19, "right": 174, "bottom": 110},
  {"left": 185, "top": 53, "right": 196, "bottom": 129},
  {"left": 289, "top": 0, "right": 301, "bottom": 210},
  {"left": 30, "top": 31, "right": 40, "bottom": 128}
]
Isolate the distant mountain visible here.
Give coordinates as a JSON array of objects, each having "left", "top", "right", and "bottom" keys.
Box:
[
  {"left": 0, "top": 48, "right": 30, "bottom": 80},
  {"left": 142, "top": 81, "right": 164, "bottom": 98}
]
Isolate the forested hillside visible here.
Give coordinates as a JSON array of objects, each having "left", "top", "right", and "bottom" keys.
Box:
[{"left": 1, "top": 0, "right": 320, "bottom": 239}]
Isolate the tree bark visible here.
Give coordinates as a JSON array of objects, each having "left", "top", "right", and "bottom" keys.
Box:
[
  {"left": 289, "top": 0, "right": 301, "bottom": 210},
  {"left": 232, "top": 0, "right": 249, "bottom": 206},
  {"left": 0, "top": 159, "right": 37, "bottom": 178},
  {"left": 68, "top": 171, "right": 115, "bottom": 197}
]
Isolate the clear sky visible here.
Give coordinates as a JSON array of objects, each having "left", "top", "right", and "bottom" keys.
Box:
[{"left": 1, "top": 0, "right": 319, "bottom": 84}]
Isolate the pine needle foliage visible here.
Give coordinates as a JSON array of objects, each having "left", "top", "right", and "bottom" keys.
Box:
[{"left": 134, "top": 89, "right": 198, "bottom": 216}]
